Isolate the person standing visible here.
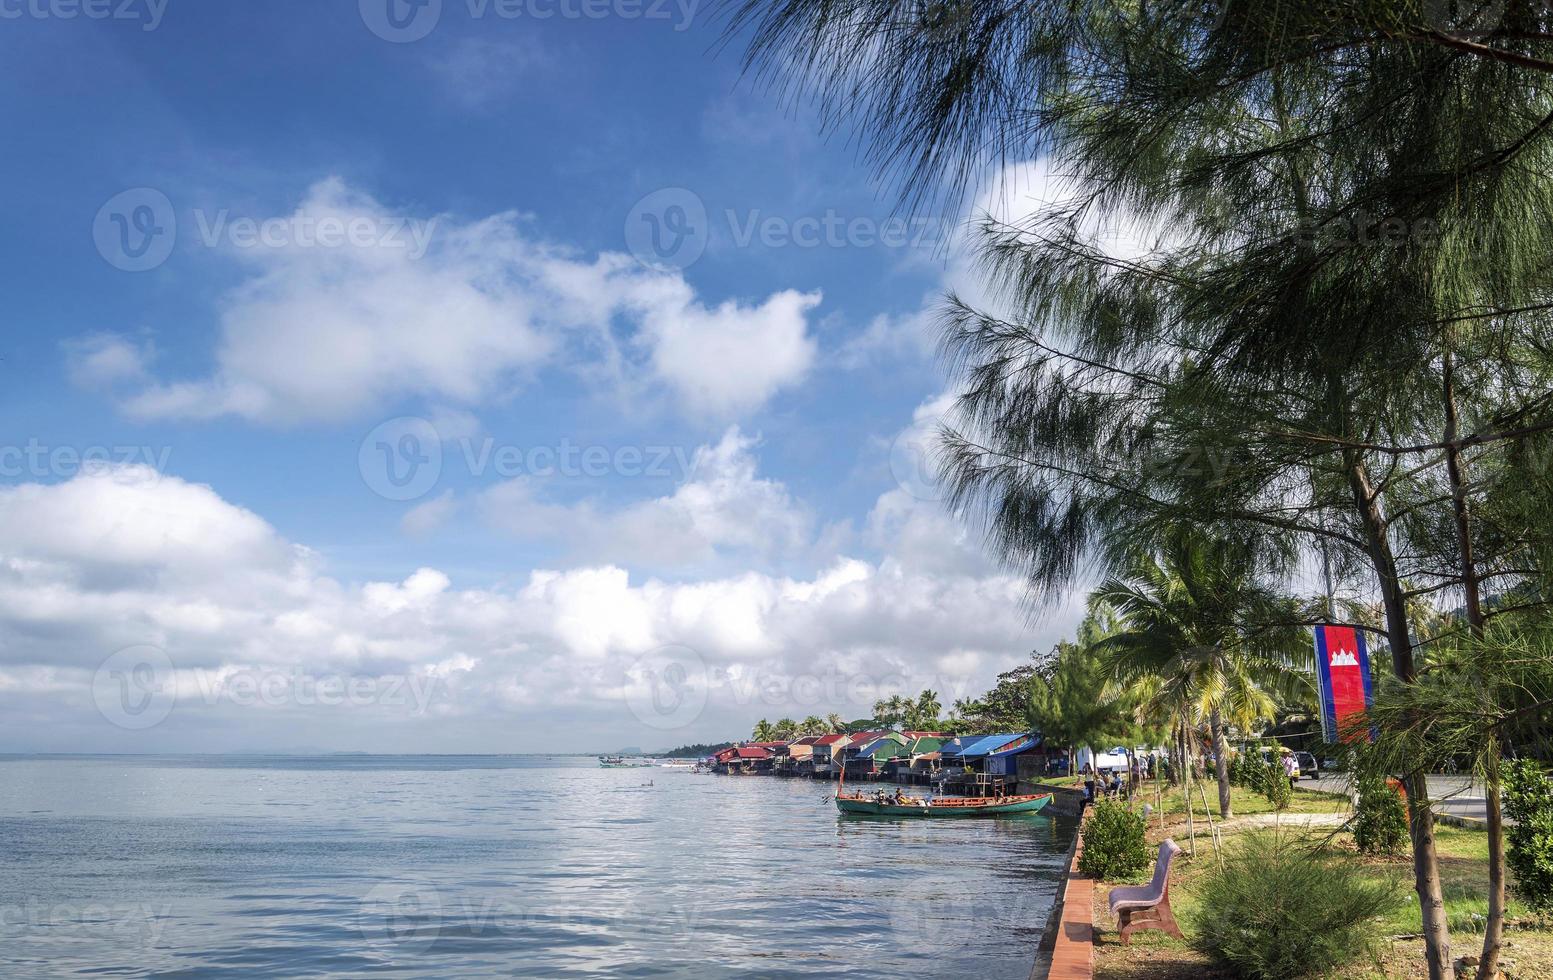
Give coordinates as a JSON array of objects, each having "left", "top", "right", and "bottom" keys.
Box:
[{"left": 1281, "top": 751, "right": 1298, "bottom": 790}]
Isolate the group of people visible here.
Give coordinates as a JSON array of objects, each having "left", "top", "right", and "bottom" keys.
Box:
[{"left": 869, "top": 787, "right": 921, "bottom": 806}]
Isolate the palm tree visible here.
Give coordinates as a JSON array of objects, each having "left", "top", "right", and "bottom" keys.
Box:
[
  {"left": 825, "top": 712, "right": 846, "bottom": 733},
  {"left": 800, "top": 715, "right": 826, "bottom": 736},
  {"left": 751, "top": 719, "right": 774, "bottom": 742},
  {"left": 773, "top": 718, "right": 798, "bottom": 741},
  {"left": 872, "top": 694, "right": 909, "bottom": 727},
  {"left": 1093, "top": 529, "right": 1307, "bottom": 820},
  {"left": 911, "top": 689, "right": 942, "bottom": 730}
]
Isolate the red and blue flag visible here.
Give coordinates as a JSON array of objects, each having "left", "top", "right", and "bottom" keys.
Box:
[{"left": 1313, "top": 625, "right": 1374, "bottom": 743}]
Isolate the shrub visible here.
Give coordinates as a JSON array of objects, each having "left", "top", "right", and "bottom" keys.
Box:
[
  {"left": 1188, "top": 831, "right": 1400, "bottom": 979},
  {"left": 1261, "top": 761, "right": 1292, "bottom": 811},
  {"left": 1079, "top": 796, "right": 1151, "bottom": 880},
  {"left": 1503, "top": 759, "right": 1553, "bottom": 913},
  {"left": 1353, "top": 773, "right": 1410, "bottom": 856},
  {"left": 1230, "top": 752, "right": 1250, "bottom": 787}
]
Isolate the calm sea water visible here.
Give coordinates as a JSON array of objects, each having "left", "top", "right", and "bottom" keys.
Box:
[{"left": 0, "top": 755, "right": 1076, "bottom": 979}]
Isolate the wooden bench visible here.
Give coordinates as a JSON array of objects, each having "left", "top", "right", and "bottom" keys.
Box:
[{"left": 1107, "top": 839, "right": 1184, "bottom": 945}]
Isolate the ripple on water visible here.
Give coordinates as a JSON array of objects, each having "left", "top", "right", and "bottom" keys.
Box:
[{"left": 0, "top": 756, "right": 1075, "bottom": 979}]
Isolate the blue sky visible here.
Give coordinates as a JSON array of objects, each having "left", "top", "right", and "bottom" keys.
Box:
[{"left": 0, "top": 1, "right": 1078, "bottom": 752}]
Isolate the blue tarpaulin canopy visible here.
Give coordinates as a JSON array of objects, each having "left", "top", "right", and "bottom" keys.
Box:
[
  {"left": 937, "top": 736, "right": 983, "bottom": 759},
  {"left": 986, "top": 733, "right": 1042, "bottom": 758},
  {"left": 957, "top": 733, "right": 1028, "bottom": 758}
]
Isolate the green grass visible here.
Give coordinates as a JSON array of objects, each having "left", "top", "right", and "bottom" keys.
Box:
[
  {"left": 1140, "top": 781, "right": 1349, "bottom": 820},
  {"left": 1099, "top": 819, "right": 1550, "bottom": 979}
]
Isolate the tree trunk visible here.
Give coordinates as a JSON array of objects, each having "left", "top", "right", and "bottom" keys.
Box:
[
  {"left": 1480, "top": 747, "right": 1506, "bottom": 980},
  {"left": 1444, "top": 350, "right": 1507, "bottom": 980},
  {"left": 1346, "top": 451, "right": 1452, "bottom": 980},
  {"left": 1178, "top": 715, "right": 1197, "bottom": 858},
  {"left": 1210, "top": 706, "right": 1232, "bottom": 820}
]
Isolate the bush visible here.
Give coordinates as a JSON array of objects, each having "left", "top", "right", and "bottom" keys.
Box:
[
  {"left": 1354, "top": 773, "right": 1410, "bottom": 856},
  {"left": 1261, "top": 761, "right": 1292, "bottom": 811},
  {"left": 1188, "top": 831, "right": 1400, "bottom": 979},
  {"left": 1503, "top": 759, "right": 1553, "bottom": 913},
  {"left": 1079, "top": 796, "right": 1151, "bottom": 880}
]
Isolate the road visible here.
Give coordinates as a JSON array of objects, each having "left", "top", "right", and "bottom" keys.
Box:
[{"left": 1304, "top": 773, "right": 1501, "bottom": 825}]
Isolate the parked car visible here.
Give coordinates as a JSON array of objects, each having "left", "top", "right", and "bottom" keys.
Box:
[
  {"left": 1293, "top": 751, "right": 1320, "bottom": 780},
  {"left": 1258, "top": 748, "right": 1300, "bottom": 780}
]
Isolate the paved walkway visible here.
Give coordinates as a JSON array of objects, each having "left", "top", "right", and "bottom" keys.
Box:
[{"left": 1305, "top": 774, "right": 1505, "bottom": 827}]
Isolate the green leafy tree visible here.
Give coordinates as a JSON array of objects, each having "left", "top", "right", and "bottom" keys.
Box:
[
  {"left": 1027, "top": 632, "right": 1131, "bottom": 774},
  {"left": 1093, "top": 528, "right": 1307, "bottom": 819},
  {"left": 751, "top": 719, "right": 774, "bottom": 742},
  {"left": 799, "top": 715, "right": 826, "bottom": 736},
  {"left": 909, "top": 689, "right": 943, "bottom": 730}
]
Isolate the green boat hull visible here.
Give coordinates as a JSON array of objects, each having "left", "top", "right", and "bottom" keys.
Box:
[{"left": 835, "top": 793, "right": 1052, "bottom": 817}]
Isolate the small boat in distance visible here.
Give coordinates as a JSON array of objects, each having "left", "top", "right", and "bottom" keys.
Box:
[{"left": 834, "top": 791, "right": 1052, "bottom": 817}]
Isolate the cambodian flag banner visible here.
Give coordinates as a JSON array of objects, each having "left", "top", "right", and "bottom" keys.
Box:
[{"left": 1313, "top": 625, "right": 1375, "bottom": 743}]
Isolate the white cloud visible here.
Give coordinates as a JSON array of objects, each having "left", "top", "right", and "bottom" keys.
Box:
[
  {"left": 63, "top": 333, "right": 151, "bottom": 387},
  {"left": 425, "top": 37, "right": 553, "bottom": 111},
  {"left": 106, "top": 179, "right": 820, "bottom": 425},
  {"left": 0, "top": 464, "right": 1074, "bottom": 752},
  {"left": 400, "top": 490, "right": 459, "bottom": 537},
  {"left": 630, "top": 284, "right": 820, "bottom": 417},
  {"left": 479, "top": 427, "right": 811, "bottom": 570},
  {"left": 836, "top": 302, "right": 938, "bottom": 369}
]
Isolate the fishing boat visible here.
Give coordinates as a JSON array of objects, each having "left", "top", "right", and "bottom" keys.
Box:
[{"left": 834, "top": 791, "right": 1052, "bottom": 817}]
